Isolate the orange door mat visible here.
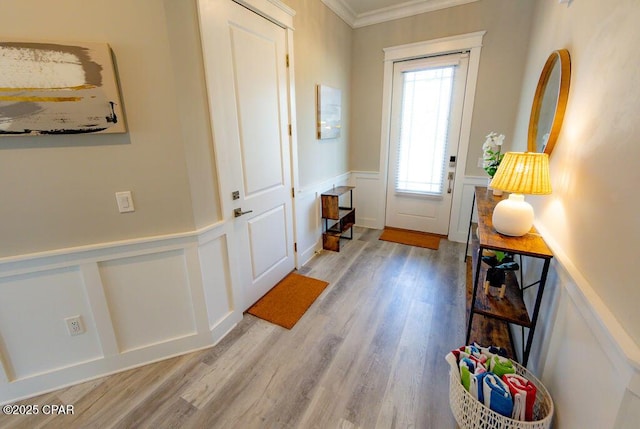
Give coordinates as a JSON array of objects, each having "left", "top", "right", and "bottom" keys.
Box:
[
  {"left": 247, "top": 272, "right": 329, "bottom": 329},
  {"left": 379, "top": 227, "right": 441, "bottom": 250}
]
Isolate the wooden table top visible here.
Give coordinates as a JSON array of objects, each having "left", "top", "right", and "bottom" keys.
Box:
[
  {"left": 321, "top": 186, "right": 354, "bottom": 197},
  {"left": 475, "top": 186, "right": 553, "bottom": 258}
]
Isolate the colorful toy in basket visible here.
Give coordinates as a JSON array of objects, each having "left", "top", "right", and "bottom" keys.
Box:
[{"left": 446, "top": 343, "right": 537, "bottom": 422}]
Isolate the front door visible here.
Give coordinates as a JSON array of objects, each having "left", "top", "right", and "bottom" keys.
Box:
[
  {"left": 385, "top": 53, "right": 469, "bottom": 235},
  {"left": 198, "top": 0, "right": 295, "bottom": 310}
]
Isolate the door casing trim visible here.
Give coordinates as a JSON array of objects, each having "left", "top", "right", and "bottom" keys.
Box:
[{"left": 378, "top": 31, "right": 486, "bottom": 238}]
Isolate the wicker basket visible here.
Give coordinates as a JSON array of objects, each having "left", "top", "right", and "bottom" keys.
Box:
[{"left": 448, "top": 356, "right": 554, "bottom": 429}]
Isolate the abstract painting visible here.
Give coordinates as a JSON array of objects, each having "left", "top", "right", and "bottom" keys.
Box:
[
  {"left": 0, "top": 40, "right": 126, "bottom": 136},
  {"left": 316, "top": 84, "right": 341, "bottom": 139}
]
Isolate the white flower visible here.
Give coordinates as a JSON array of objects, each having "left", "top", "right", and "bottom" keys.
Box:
[{"left": 482, "top": 131, "right": 505, "bottom": 177}]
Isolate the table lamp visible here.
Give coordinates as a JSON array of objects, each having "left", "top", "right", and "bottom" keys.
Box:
[{"left": 489, "top": 152, "right": 551, "bottom": 236}]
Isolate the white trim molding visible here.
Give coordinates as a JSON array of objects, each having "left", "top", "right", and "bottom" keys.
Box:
[
  {"left": 350, "top": 171, "right": 384, "bottom": 229},
  {"left": 449, "top": 175, "right": 489, "bottom": 244},
  {"left": 0, "top": 221, "right": 241, "bottom": 405},
  {"left": 534, "top": 223, "right": 640, "bottom": 376},
  {"left": 321, "top": 0, "right": 479, "bottom": 28},
  {"left": 234, "top": 0, "right": 296, "bottom": 29},
  {"left": 321, "top": 0, "right": 357, "bottom": 26},
  {"left": 524, "top": 223, "right": 640, "bottom": 427}
]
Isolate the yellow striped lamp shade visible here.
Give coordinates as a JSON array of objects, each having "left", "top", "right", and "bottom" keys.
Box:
[{"left": 489, "top": 152, "right": 552, "bottom": 195}]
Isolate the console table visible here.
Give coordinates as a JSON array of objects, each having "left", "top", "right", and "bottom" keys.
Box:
[{"left": 465, "top": 186, "right": 553, "bottom": 366}]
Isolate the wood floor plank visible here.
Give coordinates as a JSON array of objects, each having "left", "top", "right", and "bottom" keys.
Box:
[
  {"left": 58, "top": 354, "right": 191, "bottom": 428},
  {"left": 144, "top": 398, "right": 197, "bottom": 429},
  {"left": 179, "top": 321, "right": 293, "bottom": 428},
  {"left": 340, "top": 248, "right": 427, "bottom": 429},
  {"left": 375, "top": 299, "right": 434, "bottom": 429},
  {"left": 236, "top": 332, "right": 344, "bottom": 428},
  {"left": 0, "top": 227, "right": 466, "bottom": 429},
  {"left": 297, "top": 244, "right": 419, "bottom": 428},
  {"left": 1, "top": 392, "right": 63, "bottom": 429},
  {"left": 180, "top": 320, "right": 278, "bottom": 409},
  {"left": 57, "top": 377, "right": 107, "bottom": 407},
  {"left": 111, "top": 356, "right": 210, "bottom": 429}
]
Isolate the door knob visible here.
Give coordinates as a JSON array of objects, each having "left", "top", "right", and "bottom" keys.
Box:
[{"left": 234, "top": 208, "right": 253, "bottom": 218}]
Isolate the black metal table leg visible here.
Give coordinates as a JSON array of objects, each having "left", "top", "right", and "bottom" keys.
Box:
[
  {"left": 466, "top": 244, "right": 484, "bottom": 344},
  {"left": 522, "top": 258, "right": 551, "bottom": 366}
]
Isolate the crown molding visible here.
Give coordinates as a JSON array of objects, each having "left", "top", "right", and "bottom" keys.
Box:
[
  {"left": 321, "top": 0, "right": 479, "bottom": 28},
  {"left": 321, "top": 0, "right": 357, "bottom": 26}
]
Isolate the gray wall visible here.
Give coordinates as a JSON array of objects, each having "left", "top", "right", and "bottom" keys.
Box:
[
  {"left": 284, "top": 0, "right": 352, "bottom": 188},
  {"left": 0, "top": 0, "right": 218, "bottom": 257},
  {"left": 349, "top": 0, "right": 535, "bottom": 176},
  {"left": 0, "top": 0, "right": 355, "bottom": 258},
  {"left": 513, "top": 0, "right": 640, "bottom": 344}
]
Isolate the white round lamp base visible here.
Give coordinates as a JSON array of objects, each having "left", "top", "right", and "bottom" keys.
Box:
[{"left": 491, "top": 194, "right": 534, "bottom": 236}]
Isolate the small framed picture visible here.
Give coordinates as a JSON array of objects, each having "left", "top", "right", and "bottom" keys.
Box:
[{"left": 316, "top": 84, "right": 341, "bottom": 139}]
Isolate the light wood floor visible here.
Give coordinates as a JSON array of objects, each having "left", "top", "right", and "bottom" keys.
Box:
[{"left": 0, "top": 228, "right": 466, "bottom": 429}]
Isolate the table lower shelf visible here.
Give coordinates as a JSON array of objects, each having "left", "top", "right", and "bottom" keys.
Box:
[
  {"left": 322, "top": 207, "right": 355, "bottom": 252},
  {"left": 466, "top": 258, "right": 516, "bottom": 359}
]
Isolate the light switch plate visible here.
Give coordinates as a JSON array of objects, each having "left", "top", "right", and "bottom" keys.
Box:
[{"left": 115, "top": 191, "right": 135, "bottom": 213}]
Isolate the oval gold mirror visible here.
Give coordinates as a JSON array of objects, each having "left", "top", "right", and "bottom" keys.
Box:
[{"left": 527, "top": 49, "right": 571, "bottom": 155}]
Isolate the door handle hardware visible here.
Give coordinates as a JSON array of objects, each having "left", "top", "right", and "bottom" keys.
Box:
[
  {"left": 447, "top": 171, "right": 455, "bottom": 194},
  {"left": 234, "top": 208, "right": 253, "bottom": 218}
]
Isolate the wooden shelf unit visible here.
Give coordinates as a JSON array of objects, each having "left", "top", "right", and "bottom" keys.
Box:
[
  {"left": 465, "top": 187, "right": 553, "bottom": 366},
  {"left": 321, "top": 186, "right": 355, "bottom": 252}
]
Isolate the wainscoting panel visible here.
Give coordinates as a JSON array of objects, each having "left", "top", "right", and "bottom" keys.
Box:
[
  {"left": 295, "top": 187, "right": 321, "bottom": 267},
  {"left": 0, "top": 226, "right": 241, "bottom": 405},
  {"left": 351, "top": 171, "right": 382, "bottom": 229},
  {"left": 515, "top": 225, "right": 640, "bottom": 428},
  {"left": 295, "top": 171, "right": 480, "bottom": 263},
  {"left": 98, "top": 250, "right": 197, "bottom": 353},
  {"left": 0, "top": 267, "right": 103, "bottom": 381},
  {"left": 347, "top": 172, "right": 486, "bottom": 242},
  {"left": 448, "top": 176, "right": 487, "bottom": 243},
  {"left": 198, "top": 231, "right": 235, "bottom": 330}
]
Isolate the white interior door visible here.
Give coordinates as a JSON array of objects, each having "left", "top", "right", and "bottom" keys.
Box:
[
  {"left": 198, "top": 0, "right": 295, "bottom": 310},
  {"left": 385, "top": 53, "right": 469, "bottom": 235}
]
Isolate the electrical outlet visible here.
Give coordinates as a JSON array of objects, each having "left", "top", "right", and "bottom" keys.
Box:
[{"left": 65, "top": 316, "right": 85, "bottom": 336}]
